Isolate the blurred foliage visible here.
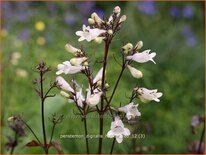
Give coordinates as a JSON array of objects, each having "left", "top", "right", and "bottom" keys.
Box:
[{"left": 1, "top": 1, "right": 205, "bottom": 154}]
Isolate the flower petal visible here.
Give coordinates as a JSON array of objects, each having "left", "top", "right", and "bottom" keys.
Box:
[
  {"left": 123, "top": 128, "right": 130, "bottom": 136},
  {"left": 78, "top": 37, "right": 85, "bottom": 42},
  {"left": 107, "top": 130, "right": 114, "bottom": 138},
  {"left": 93, "top": 67, "right": 103, "bottom": 83},
  {"left": 75, "top": 31, "right": 83, "bottom": 36},
  {"left": 156, "top": 92, "right": 163, "bottom": 98},
  {"left": 116, "top": 135, "right": 123, "bottom": 143},
  {"left": 153, "top": 98, "right": 160, "bottom": 102},
  {"left": 56, "top": 70, "right": 63, "bottom": 75}
]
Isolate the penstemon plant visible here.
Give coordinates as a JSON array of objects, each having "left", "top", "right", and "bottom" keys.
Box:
[{"left": 56, "top": 6, "right": 163, "bottom": 154}]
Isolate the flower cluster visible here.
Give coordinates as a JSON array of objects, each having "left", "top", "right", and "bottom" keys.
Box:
[{"left": 56, "top": 6, "right": 162, "bottom": 153}]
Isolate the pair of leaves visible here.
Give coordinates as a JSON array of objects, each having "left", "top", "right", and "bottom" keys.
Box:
[{"left": 26, "top": 140, "right": 63, "bottom": 154}]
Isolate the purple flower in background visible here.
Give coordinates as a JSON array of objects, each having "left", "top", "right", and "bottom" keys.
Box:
[
  {"left": 16, "top": 12, "right": 30, "bottom": 22},
  {"left": 16, "top": 1, "right": 29, "bottom": 10},
  {"left": 47, "top": 3, "right": 58, "bottom": 14},
  {"left": 181, "top": 26, "right": 193, "bottom": 38},
  {"left": 83, "top": 8, "right": 104, "bottom": 25},
  {"left": 169, "top": 6, "right": 181, "bottom": 18},
  {"left": 181, "top": 26, "right": 197, "bottom": 47},
  {"left": 76, "top": 2, "right": 96, "bottom": 15},
  {"left": 136, "top": 1, "right": 157, "bottom": 15},
  {"left": 64, "top": 13, "right": 77, "bottom": 25},
  {"left": 2, "top": 2, "right": 12, "bottom": 19},
  {"left": 94, "top": 9, "right": 104, "bottom": 19},
  {"left": 17, "top": 29, "right": 30, "bottom": 41},
  {"left": 186, "top": 36, "right": 197, "bottom": 47},
  {"left": 2, "top": 2, "right": 12, "bottom": 11},
  {"left": 15, "top": 2, "right": 30, "bottom": 22},
  {"left": 183, "top": 6, "right": 194, "bottom": 19}
]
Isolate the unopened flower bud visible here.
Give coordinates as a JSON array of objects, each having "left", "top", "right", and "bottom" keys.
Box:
[
  {"left": 91, "top": 12, "right": 102, "bottom": 24},
  {"left": 119, "top": 15, "right": 126, "bottom": 23},
  {"left": 133, "top": 87, "right": 139, "bottom": 92},
  {"left": 105, "top": 83, "right": 110, "bottom": 88},
  {"left": 108, "top": 29, "right": 113, "bottom": 35},
  {"left": 8, "top": 116, "right": 15, "bottom": 122},
  {"left": 94, "top": 37, "right": 104, "bottom": 44},
  {"left": 97, "top": 80, "right": 102, "bottom": 87},
  {"left": 113, "top": 6, "right": 121, "bottom": 17},
  {"left": 88, "top": 18, "right": 95, "bottom": 25},
  {"left": 127, "top": 65, "right": 143, "bottom": 79},
  {"left": 108, "top": 15, "right": 113, "bottom": 23},
  {"left": 70, "top": 57, "right": 87, "bottom": 66},
  {"left": 65, "top": 44, "right": 80, "bottom": 54},
  {"left": 122, "top": 43, "right": 133, "bottom": 54},
  {"left": 83, "top": 61, "right": 89, "bottom": 66},
  {"left": 68, "top": 99, "right": 74, "bottom": 103},
  {"left": 60, "top": 91, "right": 70, "bottom": 98},
  {"left": 134, "top": 41, "right": 143, "bottom": 50}
]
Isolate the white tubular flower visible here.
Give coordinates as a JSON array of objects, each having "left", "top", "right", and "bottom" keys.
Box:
[
  {"left": 86, "top": 91, "right": 102, "bottom": 107},
  {"left": 106, "top": 116, "right": 130, "bottom": 143},
  {"left": 127, "top": 65, "right": 143, "bottom": 79},
  {"left": 70, "top": 57, "right": 87, "bottom": 66},
  {"left": 76, "top": 88, "right": 85, "bottom": 108},
  {"left": 76, "top": 25, "right": 106, "bottom": 42},
  {"left": 137, "top": 87, "right": 163, "bottom": 102},
  {"left": 91, "top": 12, "right": 103, "bottom": 24},
  {"left": 56, "top": 61, "right": 83, "bottom": 75},
  {"left": 127, "top": 50, "right": 156, "bottom": 64},
  {"left": 113, "top": 6, "right": 121, "bottom": 17},
  {"left": 93, "top": 67, "right": 104, "bottom": 83},
  {"left": 118, "top": 102, "right": 141, "bottom": 120},
  {"left": 56, "top": 76, "right": 74, "bottom": 93},
  {"left": 65, "top": 43, "right": 80, "bottom": 54},
  {"left": 119, "top": 15, "right": 126, "bottom": 23}
]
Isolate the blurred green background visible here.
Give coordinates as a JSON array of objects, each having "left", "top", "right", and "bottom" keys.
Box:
[{"left": 1, "top": 1, "right": 205, "bottom": 154}]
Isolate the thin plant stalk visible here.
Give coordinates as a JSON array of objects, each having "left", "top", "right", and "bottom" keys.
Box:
[
  {"left": 98, "top": 40, "right": 111, "bottom": 154},
  {"left": 22, "top": 120, "right": 42, "bottom": 145},
  {"left": 197, "top": 125, "right": 205, "bottom": 153},
  {"left": 40, "top": 71, "right": 48, "bottom": 154},
  {"left": 49, "top": 124, "right": 55, "bottom": 145},
  {"left": 110, "top": 138, "right": 116, "bottom": 154},
  {"left": 83, "top": 115, "right": 90, "bottom": 154},
  {"left": 9, "top": 133, "right": 17, "bottom": 154}
]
